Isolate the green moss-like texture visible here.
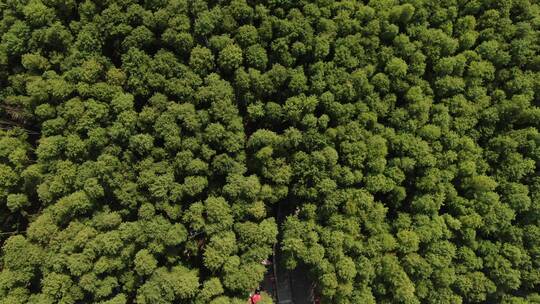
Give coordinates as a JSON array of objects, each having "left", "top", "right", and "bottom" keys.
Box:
[{"left": 1, "top": 0, "right": 539, "bottom": 303}]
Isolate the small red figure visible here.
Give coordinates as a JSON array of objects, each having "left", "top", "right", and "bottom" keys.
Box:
[{"left": 249, "top": 287, "right": 262, "bottom": 304}]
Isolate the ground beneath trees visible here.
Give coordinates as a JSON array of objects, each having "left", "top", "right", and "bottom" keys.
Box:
[{"left": 259, "top": 203, "right": 315, "bottom": 304}]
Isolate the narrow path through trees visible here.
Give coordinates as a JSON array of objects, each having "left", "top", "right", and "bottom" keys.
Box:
[{"left": 260, "top": 201, "right": 315, "bottom": 304}]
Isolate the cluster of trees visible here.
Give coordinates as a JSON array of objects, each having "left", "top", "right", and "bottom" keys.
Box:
[{"left": 0, "top": 0, "right": 539, "bottom": 303}]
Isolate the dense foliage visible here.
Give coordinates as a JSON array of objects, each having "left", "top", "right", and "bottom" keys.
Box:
[{"left": 1, "top": 0, "right": 539, "bottom": 303}]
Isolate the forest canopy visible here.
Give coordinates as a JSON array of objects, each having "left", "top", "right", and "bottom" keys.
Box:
[{"left": 0, "top": 0, "right": 539, "bottom": 303}]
